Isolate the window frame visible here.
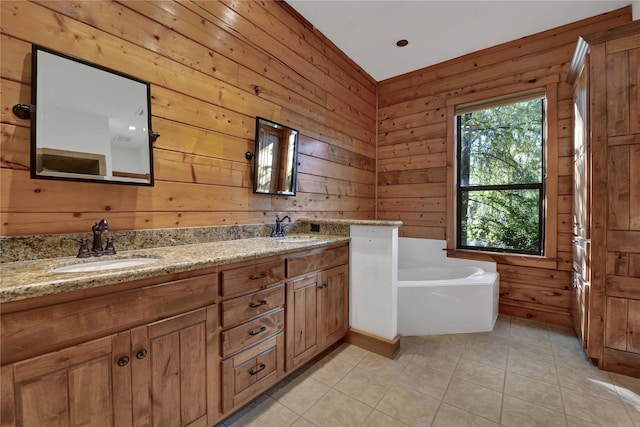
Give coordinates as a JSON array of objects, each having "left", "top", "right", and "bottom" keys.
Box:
[
  {"left": 444, "top": 82, "right": 558, "bottom": 262},
  {"left": 455, "top": 96, "right": 546, "bottom": 255}
]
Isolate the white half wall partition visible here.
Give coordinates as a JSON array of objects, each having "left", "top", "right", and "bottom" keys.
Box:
[{"left": 349, "top": 223, "right": 401, "bottom": 340}]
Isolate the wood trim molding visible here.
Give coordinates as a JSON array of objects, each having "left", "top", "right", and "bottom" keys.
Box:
[{"left": 345, "top": 328, "right": 401, "bottom": 359}]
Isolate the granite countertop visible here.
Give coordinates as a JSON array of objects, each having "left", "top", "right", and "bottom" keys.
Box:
[
  {"left": 0, "top": 235, "right": 349, "bottom": 304},
  {"left": 298, "top": 218, "right": 403, "bottom": 227}
]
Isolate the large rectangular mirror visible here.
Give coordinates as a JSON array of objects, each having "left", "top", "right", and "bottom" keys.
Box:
[
  {"left": 252, "top": 117, "right": 299, "bottom": 195},
  {"left": 30, "top": 45, "right": 155, "bottom": 186}
]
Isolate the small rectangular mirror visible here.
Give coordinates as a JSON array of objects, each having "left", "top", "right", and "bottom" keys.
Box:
[
  {"left": 31, "top": 45, "right": 155, "bottom": 186},
  {"left": 252, "top": 117, "right": 299, "bottom": 195}
]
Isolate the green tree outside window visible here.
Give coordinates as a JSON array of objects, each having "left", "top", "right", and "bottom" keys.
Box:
[{"left": 457, "top": 97, "right": 544, "bottom": 254}]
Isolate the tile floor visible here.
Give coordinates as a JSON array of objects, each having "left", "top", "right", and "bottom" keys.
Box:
[{"left": 219, "top": 315, "right": 640, "bottom": 427}]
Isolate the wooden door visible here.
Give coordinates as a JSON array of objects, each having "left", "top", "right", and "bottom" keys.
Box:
[
  {"left": 572, "top": 55, "right": 592, "bottom": 346},
  {"left": 285, "top": 274, "right": 319, "bottom": 371},
  {"left": 3, "top": 333, "right": 132, "bottom": 427},
  {"left": 319, "top": 264, "right": 349, "bottom": 351},
  {"left": 131, "top": 305, "right": 218, "bottom": 427}
]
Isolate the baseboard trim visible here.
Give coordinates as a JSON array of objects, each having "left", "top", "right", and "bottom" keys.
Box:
[{"left": 345, "top": 328, "right": 401, "bottom": 359}]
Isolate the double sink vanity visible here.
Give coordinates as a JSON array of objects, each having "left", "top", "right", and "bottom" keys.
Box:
[{"left": 0, "top": 223, "right": 351, "bottom": 426}]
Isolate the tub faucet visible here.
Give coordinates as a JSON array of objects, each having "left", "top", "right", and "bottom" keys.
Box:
[
  {"left": 273, "top": 215, "right": 291, "bottom": 237},
  {"left": 91, "top": 219, "right": 109, "bottom": 256}
]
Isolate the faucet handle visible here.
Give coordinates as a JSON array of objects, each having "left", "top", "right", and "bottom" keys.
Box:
[
  {"left": 103, "top": 237, "right": 117, "bottom": 255},
  {"left": 65, "top": 237, "right": 91, "bottom": 258}
]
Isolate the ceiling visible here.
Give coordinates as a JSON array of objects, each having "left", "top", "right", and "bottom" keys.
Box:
[{"left": 286, "top": 0, "right": 633, "bottom": 81}]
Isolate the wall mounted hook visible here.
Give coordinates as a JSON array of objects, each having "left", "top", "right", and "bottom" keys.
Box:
[
  {"left": 12, "top": 104, "right": 31, "bottom": 120},
  {"left": 150, "top": 131, "right": 160, "bottom": 144}
]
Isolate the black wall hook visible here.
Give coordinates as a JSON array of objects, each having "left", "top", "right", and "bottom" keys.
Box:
[
  {"left": 12, "top": 104, "right": 31, "bottom": 120},
  {"left": 150, "top": 131, "right": 160, "bottom": 144}
]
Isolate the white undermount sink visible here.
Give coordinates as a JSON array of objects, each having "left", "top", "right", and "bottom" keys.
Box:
[
  {"left": 49, "top": 257, "right": 161, "bottom": 273},
  {"left": 274, "top": 236, "right": 320, "bottom": 243}
]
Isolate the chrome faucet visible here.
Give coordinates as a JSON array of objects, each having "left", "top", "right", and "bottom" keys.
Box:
[
  {"left": 91, "top": 219, "right": 109, "bottom": 256},
  {"left": 273, "top": 215, "right": 291, "bottom": 237}
]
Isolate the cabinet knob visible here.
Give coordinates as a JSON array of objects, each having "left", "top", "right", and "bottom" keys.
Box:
[
  {"left": 249, "top": 363, "right": 267, "bottom": 376},
  {"left": 318, "top": 283, "right": 328, "bottom": 289},
  {"left": 136, "top": 349, "right": 148, "bottom": 359},
  {"left": 117, "top": 355, "right": 130, "bottom": 367},
  {"left": 249, "top": 326, "right": 267, "bottom": 336},
  {"left": 250, "top": 299, "right": 268, "bottom": 308}
]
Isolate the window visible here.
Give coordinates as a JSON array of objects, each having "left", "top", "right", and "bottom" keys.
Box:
[{"left": 456, "top": 93, "right": 545, "bottom": 255}]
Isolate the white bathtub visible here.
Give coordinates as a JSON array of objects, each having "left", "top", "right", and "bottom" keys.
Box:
[{"left": 397, "top": 238, "right": 499, "bottom": 336}]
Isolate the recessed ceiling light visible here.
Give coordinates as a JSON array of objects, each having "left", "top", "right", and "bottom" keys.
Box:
[{"left": 396, "top": 39, "right": 409, "bottom": 47}]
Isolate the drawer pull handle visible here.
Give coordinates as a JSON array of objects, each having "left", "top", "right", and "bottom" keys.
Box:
[
  {"left": 250, "top": 273, "right": 267, "bottom": 280},
  {"left": 250, "top": 363, "right": 267, "bottom": 376},
  {"left": 250, "top": 300, "right": 268, "bottom": 308},
  {"left": 117, "top": 355, "right": 130, "bottom": 367},
  {"left": 136, "top": 349, "right": 148, "bottom": 359},
  {"left": 249, "top": 326, "right": 267, "bottom": 336}
]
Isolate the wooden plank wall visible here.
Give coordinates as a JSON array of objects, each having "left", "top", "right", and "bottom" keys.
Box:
[
  {"left": 0, "top": 0, "right": 376, "bottom": 236},
  {"left": 377, "top": 7, "right": 632, "bottom": 326},
  {"left": 601, "top": 24, "right": 640, "bottom": 374}
]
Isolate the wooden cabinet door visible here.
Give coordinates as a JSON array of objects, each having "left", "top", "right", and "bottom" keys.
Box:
[
  {"left": 3, "top": 332, "right": 132, "bottom": 427},
  {"left": 319, "top": 264, "right": 349, "bottom": 351},
  {"left": 131, "top": 305, "right": 218, "bottom": 427},
  {"left": 572, "top": 59, "right": 592, "bottom": 347},
  {"left": 285, "top": 274, "right": 319, "bottom": 371}
]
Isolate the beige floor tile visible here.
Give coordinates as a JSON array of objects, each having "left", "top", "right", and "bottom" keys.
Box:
[
  {"left": 461, "top": 343, "right": 509, "bottom": 370},
  {"left": 376, "top": 383, "right": 441, "bottom": 426},
  {"left": 464, "top": 332, "right": 509, "bottom": 347},
  {"left": 454, "top": 358, "right": 505, "bottom": 392},
  {"left": 552, "top": 341, "right": 592, "bottom": 366},
  {"left": 624, "top": 404, "right": 640, "bottom": 427},
  {"left": 610, "top": 371, "right": 640, "bottom": 408},
  {"left": 510, "top": 318, "right": 551, "bottom": 340},
  {"left": 409, "top": 347, "right": 461, "bottom": 375},
  {"left": 334, "top": 366, "right": 395, "bottom": 407},
  {"left": 269, "top": 374, "right": 330, "bottom": 415},
  {"left": 491, "top": 315, "right": 511, "bottom": 337},
  {"left": 303, "top": 389, "right": 372, "bottom": 427},
  {"left": 504, "top": 372, "right": 563, "bottom": 412},
  {"left": 305, "top": 355, "right": 354, "bottom": 387},
  {"left": 508, "top": 339, "right": 555, "bottom": 364},
  {"left": 329, "top": 342, "right": 370, "bottom": 366},
  {"left": 224, "top": 396, "right": 300, "bottom": 427},
  {"left": 291, "top": 417, "right": 317, "bottom": 427},
  {"left": 442, "top": 377, "right": 503, "bottom": 422},
  {"left": 500, "top": 395, "right": 567, "bottom": 427},
  {"left": 396, "top": 361, "right": 452, "bottom": 400},
  {"left": 507, "top": 351, "right": 558, "bottom": 384},
  {"left": 432, "top": 403, "right": 499, "bottom": 427},
  {"left": 356, "top": 350, "right": 412, "bottom": 377},
  {"left": 557, "top": 364, "right": 620, "bottom": 402},
  {"left": 360, "top": 410, "right": 409, "bottom": 427},
  {"left": 562, "top": 387, "right": 634, "bottom": 427},
  {"left": 566, "top": 415, "right": 599, "bottom": 427}
]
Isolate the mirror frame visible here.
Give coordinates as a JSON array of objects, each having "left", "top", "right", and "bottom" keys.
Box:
[
  {"left": 30, "top": 44, "right": 155, "bottom": 186},
  {"left": 252, "top": 117, "right": 300, "bottom": 196}
]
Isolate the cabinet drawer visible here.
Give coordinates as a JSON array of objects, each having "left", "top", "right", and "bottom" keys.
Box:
[
  {"left": 221, "top": 260, "right": 285, "bottom": 298},
  {"left": 221, "top": 285, "right": 284, "bottom": 328},
  {"left": 221, "top": 309, "right": 284, "bottom": 358},
  {"left": 221, "top": 333, "right": 284, "bottom": 414},
  {"left": 286, "top": 245, "right": 349, "bottom": 278}
]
